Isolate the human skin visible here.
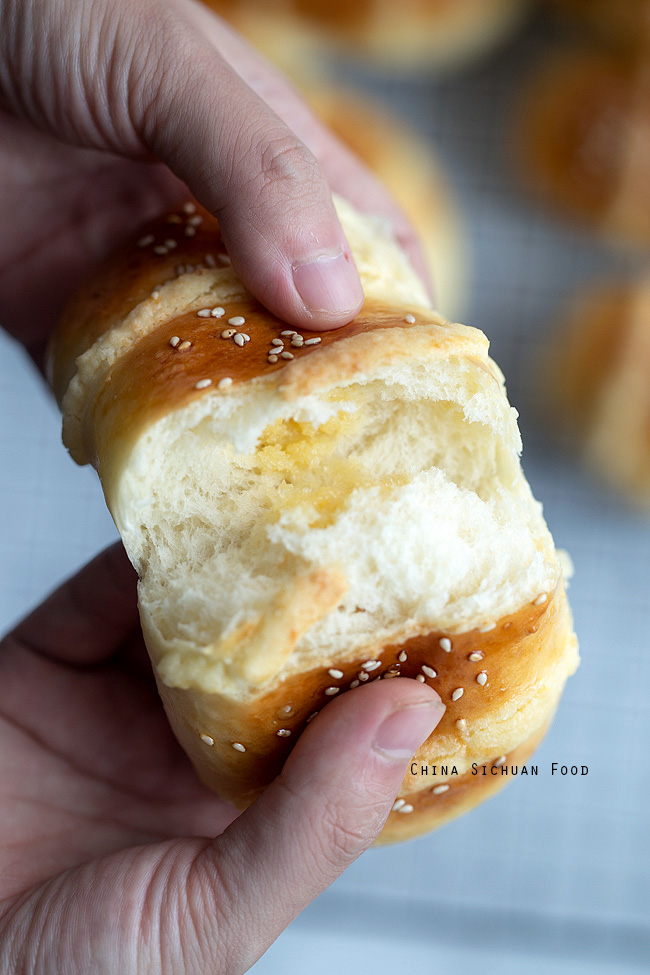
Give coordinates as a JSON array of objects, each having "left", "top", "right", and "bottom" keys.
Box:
[
  {"left": 0, "top": 0, "right": 429, "bottom": 368},
  {"left": 0, "top": 2, "right": 440, "bottom": 971},
  {"left": 0, "top": 545, "right": 444, "bottom": 973}
]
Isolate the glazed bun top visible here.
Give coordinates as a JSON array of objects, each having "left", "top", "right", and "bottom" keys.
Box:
[{"left": 49, "top": 196, "right": 562, "bottom": 701}]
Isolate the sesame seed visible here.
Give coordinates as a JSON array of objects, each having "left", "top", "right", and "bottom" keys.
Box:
[
  {"left": 456, "top": 719, "right": 467, "bottom": 731},
  {"left": 280, "top": 330, "right": 297, "bottom": 336},
  {"left": 234, "top": 333, "right": 246, "bottom": 347},
  {"left": 166, "top": 214, "right": 182, "bottom": 224},
  {"left": 138, "top": 234, "right": 155, "bottom": 248},
  {"left": 291, "top": 335, "right": 304, "bottom": 347},
  {"left": 324, "top": 687, "right": 339, "bottom": 696},
  {"left": 218, "top": 253, "right": 231, "bottom": 265},
  {"left": 392, "top": 798, "right": 406, "bottom": 811},
  {"left": 271, "top": 338, "right": 284, "bottom": 346},
  {"left": 228, "top": 316, "right": 246, "bottom": 327},
  {"left": 281, "top": 705, "right": 292, "bottom": 713},
  {"left": 205, "top": 254, "right": 216, "bottom": 267},
  {"left": 280, "top": 351, "right": 294, "bottom": 359},
  {"left": 468, "top": 651, "right": 484, "bottom": 662},
  {"left": 221, "top": 328, "right": 237, "bottom": 338},
  {"left": 398, "top": 651, "right": 408, "bottom": 663},
  {"left": 534, "top": 593, "right": 548, "bottom": 606},
  {"left": 153, "top": 245, "right": 168, "bottom": 255},
  {"left": 178, "top": 340, "right": 192, "bottom": 351},
  {"left": 198, "top": 309, "right": 212, "bottom": 317},
  {"left": 169, "top": 336, "right": 181, "bottom": 348},
  {"left": 479, "top": 622, "right": 496, "bottom": 632},
  {"left": 421, "top": 665, "right": 437, "bottom": 678},
  {"left": 433, "top": 784, "right": 449, "bottom": 795},
  {"left": 218, "top": 377, "right": 233, "bottom": 390},
  {"left": 476, "top": 672, "right": 488, "bottom": 686},
  {"left": 232, "top": 742, "right": 246, "bottom": 752},
  {"left": 188, "top": 215, "right": 203, "bottom": 226},
  {"left": 404, "top": 314, "right": 416, "bottom": 324},
  {"left": 276, "top": 729, "right": 291, "bottom": 737},
  {"left": 304, "top": 337, "right": 322, "bottom": 345},
  {"left": 494, "top": 755, "right": 506, "bottom": 767},
  {"left": 183, "top": 202, "right": 196, "bottom": 214},
  {"left": 328, "top": 668, "right": 344, "bottom": 679},
  {"left": 240, "top": 333, "right": 251, "bottom": 343},
  {"left": 451, "top": 687, "right": 464, "bottom": 701},
  {"left": 211, "top": 307, "right": 225, "bottom": 318},
  {"left": 200, "top": 734, "right": 214, "bottom": 745},
  {"left": 184, "top": 226, "right": 196, "bottom": 237},
  {"left": 384, "top": 669, "right": 399, "bottom": 679},
  {"left": 358, "top": 672, "right": 369, "bottom": 682},
  {"left": 439, "top": 637, "right": 452, "bottom": 652},
  {"left": 268, "top": 355, "right": 279, "bottom": 364},
  {"left": 397, "top": 803, "right": 414, "bottom": 814},
  {"left": 195, "top": 378, "right": 212, "bottom": 390},
  {"left": 307, "top": 712, "right": 319, "bottom": 723},
  {"left": 152, "top": 290, "right": 160, "bottom": 300},
  {"left": 349, "top": 679, "right": 360, "bottom": 689},
  {"left": 164, "top": 239, "right": 177, "bottom": 250},
  {"left": 416, "top": 674, "right": 425, "bottom": 682},
  {"left": 362, "top": 660, "right": 381, "bottom": 671}
]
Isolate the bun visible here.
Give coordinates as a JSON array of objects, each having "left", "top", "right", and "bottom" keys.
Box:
[
  {"left": 208, "top": 0, "right": 531, "bottom": 75},
  {"left": 514, "top": 49, "right": 650, "bottom": 245},
  {"left": 544, "top": 279, "right": 650, "bottom": 509},
  {"left": 49, "top": 195, "right": 578, "bottom": 842}
]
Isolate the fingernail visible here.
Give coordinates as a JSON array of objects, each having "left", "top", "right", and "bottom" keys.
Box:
[
  {"left": 373, "top": 701, "right": 445, "bottom": 760},
  {"left": 293, "top": 251, "right": 364, "bottom": 315}
]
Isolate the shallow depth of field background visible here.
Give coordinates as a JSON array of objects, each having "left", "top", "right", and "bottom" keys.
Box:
[{"left": 1, "top": 7, "right": 649, "bottom": 974}]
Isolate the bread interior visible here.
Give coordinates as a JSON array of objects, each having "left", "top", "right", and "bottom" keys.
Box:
[{"left": 114, "top": 356, "right": 558, "bottom": 693}]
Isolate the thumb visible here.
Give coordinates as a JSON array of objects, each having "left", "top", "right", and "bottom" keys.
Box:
[
  {"left": 186, "top": 680, "right": 444, "bottom": 973},
  {"left": 141, "top": 0, "right": 365, "bottom": 329},
  {"left": 1, "top": 0, "right": 365, "bottom": 329}
]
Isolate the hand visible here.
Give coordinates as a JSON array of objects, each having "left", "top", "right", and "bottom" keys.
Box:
[
  {"left": 0, "top": 0, "right": 428, "bottom": 368},
  {"left": 0, "top": 544, "right": 444, "bottom": 973}
]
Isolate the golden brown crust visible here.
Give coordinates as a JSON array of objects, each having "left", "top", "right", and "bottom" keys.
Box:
[
  {"left": 88, "top": 300, "right": 452, "bottom": 471},
  {"left": 50, "top": 195, "right": 577, "bottom": 842},
  {"left": 378, "top": 716, "right": 552, "bottom": 843},
  {"left": 152, "top": 582, "right": 577, "bottom": 841},
  {"left": 48, "top": 204, "right": 229, "bottom": 405}
]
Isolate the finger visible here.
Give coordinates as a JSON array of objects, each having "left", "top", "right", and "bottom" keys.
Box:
[
  {"left": 181, "top": 679, "right": 444, "bottom": 973},
  {"left": 138, "top": 0, "right": 364, "bottom": 329},
  {"left": 178, "top": 2, "right": 433, "bottom": 298},
  {"left": 9, "top": 542, "right": 140, "bottom": 665}
]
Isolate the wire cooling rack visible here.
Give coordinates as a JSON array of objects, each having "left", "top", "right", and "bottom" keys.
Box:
[{"left": 1, "top": 11, "right": 648, "bottom": 975}]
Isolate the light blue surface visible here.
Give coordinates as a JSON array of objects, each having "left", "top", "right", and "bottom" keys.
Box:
[{"left": 2, "top": 11, "right": 649, "bottom": 975}]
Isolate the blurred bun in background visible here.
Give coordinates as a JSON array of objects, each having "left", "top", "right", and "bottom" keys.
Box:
[
  {"left": 514, "top": 49, "right": 650, "bottom": 247},
  {"left": 543, "top": 278, "right": 650, "bottom": 508},
  {"left": 209, "top": 0, "right": 531, "bottom": 75}
]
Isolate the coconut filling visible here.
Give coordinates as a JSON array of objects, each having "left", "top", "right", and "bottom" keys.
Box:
[{"left": 114, "top": 367, "right": 558, "bottom": 696}]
